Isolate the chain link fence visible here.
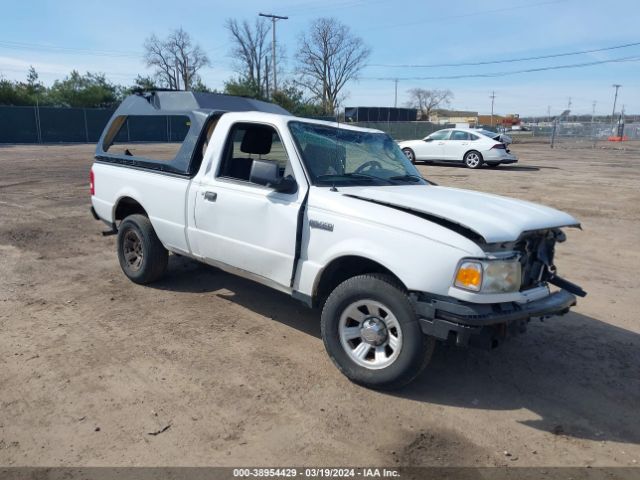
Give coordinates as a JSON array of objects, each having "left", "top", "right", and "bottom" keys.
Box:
[{"left": 507, "top": 122, "right": 640, "bottom": 148}]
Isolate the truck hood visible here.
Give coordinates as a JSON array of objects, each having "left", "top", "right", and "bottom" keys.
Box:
[{"left": 341, "top": 185, "right": 579, "bottom": 244}]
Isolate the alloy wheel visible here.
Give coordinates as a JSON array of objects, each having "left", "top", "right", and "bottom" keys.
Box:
[{"left": 339, "top": 299, "right": 403, "bottom": 370}]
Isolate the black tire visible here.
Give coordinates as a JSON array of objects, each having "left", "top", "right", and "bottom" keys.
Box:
[
  {"left": 464, "top": 150, "right": 483, "bottom": 169},
  {"left": 321, "top": 274, "right": 435, "bottom": 390},
  {"left": 402, "top": 148, "right": 416, "bottom": 164},
  {"left": 117, "top": 214, "right": 168, "bottom": 284}
]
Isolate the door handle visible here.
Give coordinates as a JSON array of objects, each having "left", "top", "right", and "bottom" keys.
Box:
[{"left": 203, "top": 191, "right": 217, "bottom": 202}]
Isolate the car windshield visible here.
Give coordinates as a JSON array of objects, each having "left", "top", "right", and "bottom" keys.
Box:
[{"left": 289, "top": 121, "right": 427, "bottom": 187}]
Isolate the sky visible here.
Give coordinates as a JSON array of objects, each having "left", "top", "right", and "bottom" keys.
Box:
[{"left": 1, "top": 0, "right": 639, "bottom": 116}]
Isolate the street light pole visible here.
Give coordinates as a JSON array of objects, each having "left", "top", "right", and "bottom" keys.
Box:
[
  {"left": 489, "top": 91, "right": 495, "bottom": 126},
  {"left": 259, "top": 13, "right": 288, "bottom": 94},
  {"left": 394, "top": 79, "right": 398, "bottom": 108}
]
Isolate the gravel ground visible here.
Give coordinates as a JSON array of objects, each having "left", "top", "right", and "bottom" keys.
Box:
[{"left": 0, "top": 142, "right": 639, "bottom": 467}]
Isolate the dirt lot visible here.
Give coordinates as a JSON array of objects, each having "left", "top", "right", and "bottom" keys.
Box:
[{"left": 0, "top": 142, "right": 639, "bottom": 468}]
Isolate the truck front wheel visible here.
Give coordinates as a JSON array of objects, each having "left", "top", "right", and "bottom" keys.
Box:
[
  {"left": 117, "top": 214, "right": 168, "bottom": 284},
  {"left": 321, "top": 274, "right": 435, "bottom": 390}
]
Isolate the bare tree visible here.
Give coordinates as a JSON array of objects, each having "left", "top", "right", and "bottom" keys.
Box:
[
  {"left": 405, "top": 88, "right": 453, "bottom": 120},
  {"left": 144, "top": 28, "right": 210, "bottom": 91},
  {"left": 295, "top": 18, "right": 370, "bottom": 114},
  {"left": 226, "top": 18, "right": 270, "bottom": 98}
]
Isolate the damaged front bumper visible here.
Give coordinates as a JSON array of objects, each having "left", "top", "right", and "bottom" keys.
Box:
[{"left": 412, "top": 289, "right": 577, "bottom": 350}]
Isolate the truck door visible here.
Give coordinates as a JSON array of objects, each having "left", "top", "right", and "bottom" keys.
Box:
[{"left": 191, "top": 122, "right": 304, "bottom": 288}]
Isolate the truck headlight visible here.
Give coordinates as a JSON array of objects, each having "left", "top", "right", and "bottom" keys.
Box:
[{"left": 454, "top": 257, "right": 521, "bottom": 293}]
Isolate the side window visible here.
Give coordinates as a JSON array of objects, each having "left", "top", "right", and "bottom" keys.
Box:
[
  {"left": 427, "top": 130, "right": 450, "bottom": 141},
  {"left": 469, "top": 133, "right": 480, "bottom": 140},
  {"left": 103, "top": 115, "right": 190, "bottom": 161},
  {"left": 451, "top": 130, "right": 470, "bottom": 141},
  {"left": 218, "top": 123, "right": 292, "bottom": 183}
]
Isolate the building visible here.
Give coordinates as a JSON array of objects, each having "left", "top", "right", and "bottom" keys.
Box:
[
  {"left": 429, "top": 109, "right": 479, "bottom": 125},
  {"left": 477, "top": 114, "right": 504, "bottom": 126}
]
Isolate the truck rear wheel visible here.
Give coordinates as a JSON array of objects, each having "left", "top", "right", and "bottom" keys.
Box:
[
  {"left": 321, "top": 274, "right": 435, "bottom": 390},
  {"left": 117, "top": 214, "right": 168, "bottom": 284}
]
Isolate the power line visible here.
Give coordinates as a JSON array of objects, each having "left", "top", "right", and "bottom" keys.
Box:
[
  {"left": 368, "top": 0, "right": 567, "bottom": 31},
  {"left": 0, "top": 39, "right": 225, "bottom": 61},
  {"left": 360, "top": 55, "right": 640, "bottom": 81},
  {"left": 0, "top": 40, "right": 142, "bottom": 58},
  {"left": 366, "top": 40, "right": 640, "bottom": 69}
]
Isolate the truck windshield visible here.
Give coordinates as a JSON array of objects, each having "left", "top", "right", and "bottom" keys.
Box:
[{"left": 289, "top": 121, "right": 428, "bottom": 187}]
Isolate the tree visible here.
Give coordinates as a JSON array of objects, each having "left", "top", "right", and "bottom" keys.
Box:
[
  {"left": 25, "top": 66, "right": 45, "bottom": 98},
  {"left": 190, "top": 78, "right": 214, "bottom": 93},
  {"left": 295, "top": 17, "right": 370, "bottom": 114},
  {"left": 130, "top": 75, "right": 159, "bottom": 92},
  {"left": 0, "top": 67, "right": 47, "bottom": 106},
  {"left": 144, "top": 28, "right": 210, "bottom": 90},
  {"left": 48, "top": 71, "right": 120, "bottom": 108},
  {"left": 223, "top": 76, "right": 262, "bottom": 98},
  {"left": 226, "top": 18, "right": 270, "bottom": 98},
  {"left": 405, "top": 88, "right": 453, "bottom": 120},
  {"left": 271, "top": 82, "right": 324, "bottom": 116}
]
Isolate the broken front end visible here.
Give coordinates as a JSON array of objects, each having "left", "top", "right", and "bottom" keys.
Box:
[{"left": 414, "top": 228, "right": 586, "bottom": 350}]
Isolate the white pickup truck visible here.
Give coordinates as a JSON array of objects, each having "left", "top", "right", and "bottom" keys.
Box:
[{"left": 90, "top": 91, "right": 586, "bottom": 389}]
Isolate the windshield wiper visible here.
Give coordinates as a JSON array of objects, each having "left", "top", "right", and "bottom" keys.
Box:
[
  {"left": 389, "top": 174, "right": 424, "bottom": 183},
  {"left": 343, "top": 173, "right": 394, "bottom": 184},
  {"left": 316, "top": 173, "right": 393, "bottom": 185}
]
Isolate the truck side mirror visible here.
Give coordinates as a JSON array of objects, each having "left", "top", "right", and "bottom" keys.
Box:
[{"left": 249, "top": 159, "right": 297, "bottom": 194}]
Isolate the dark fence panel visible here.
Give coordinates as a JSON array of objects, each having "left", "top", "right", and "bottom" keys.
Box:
[
  {"left": 126, "top": 115, "right": 168, "bottom": 142},
  {"left": 0, "top": 105, "right": 118, "bottom": 144},
  {"left": 352, "top": 121, "right": 446, "bottom": 140},
  {"left": 39, "top": 107, "right": 86, "bottom": 143},
  {"left": 169, "top": 115, "right": 190, "bottom": 142},
  {"left": 85, "top": 109, "right": 115, "bottom": 142},
  {"left": 0, "top": 106, "right": 39, "bottom": 143},
  {"left": 345, "top": 107, "right": 417, "bottom": 122}
]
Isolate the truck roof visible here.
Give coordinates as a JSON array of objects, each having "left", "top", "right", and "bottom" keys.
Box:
[{"left": 118, "top": 91, "right": 291, "bottom": 115}]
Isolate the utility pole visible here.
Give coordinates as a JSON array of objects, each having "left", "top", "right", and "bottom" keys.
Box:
[
  {"left": 547, "top": 105, "right": 551, "bottom": 123},
  {"left": 259, "top": 12, "right": 288, "bottom": 94},
  {"left": 394, "top": 79, "right": 398, "bottom": 108},
  {"left": 489, "top": 91, "right": 495, "bottom": 126},
  {"left": 264, "top": 55, "right": 270, "bottom": 98},
  {"left": 611, "top": 84, "right": 622, "bottom": 124}
]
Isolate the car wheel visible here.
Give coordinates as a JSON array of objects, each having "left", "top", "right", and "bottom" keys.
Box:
[
  {"left": 464, "top": 151, "right": 483, "bottom": 169},
  {"left": 402, "top": 148, "right": 416, "bottom": 163},
  {"left": 117, "top": 214, "right": 168, "bottom": 284},
  {"left": 321, "top": 274, "right": 435, "bottom": 390}
]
